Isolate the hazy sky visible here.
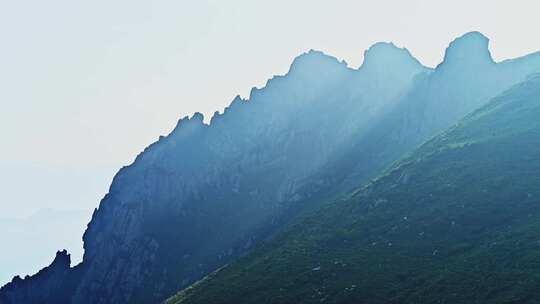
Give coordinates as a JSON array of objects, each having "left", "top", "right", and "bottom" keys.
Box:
[{"left": 1, "top": 0, "right": 540, "bottom": 284}]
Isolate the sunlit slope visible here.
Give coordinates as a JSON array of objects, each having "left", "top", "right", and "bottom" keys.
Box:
[{"left": 170, "top": 75, "right": 540, "bottom": 304}]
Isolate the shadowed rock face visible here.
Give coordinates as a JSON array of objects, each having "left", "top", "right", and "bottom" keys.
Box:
[{"left": 2, "top": 32, "right": 540, "bottom": 304}]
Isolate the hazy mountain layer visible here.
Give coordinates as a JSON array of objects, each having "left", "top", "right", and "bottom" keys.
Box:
[
  {"left": 169, "top": 74, "right": 540, "bottom": 304},
  {"left": 2, "top": 32, "right": 540, "bottom": 304}
]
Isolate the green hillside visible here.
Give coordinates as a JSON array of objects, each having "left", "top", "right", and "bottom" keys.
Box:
[{"left": 167, "top": 74, "right": 540, "bottom": 304}]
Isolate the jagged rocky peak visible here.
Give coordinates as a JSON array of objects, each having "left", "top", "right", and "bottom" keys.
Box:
[
  {"left": 0, "top": 249, "right": 74, "bottom": 304},
  {"left": 177, "top": 112, "right": 205, "bottom": 127},
  {"left": 10, "top": 250, "right": 72, "bottom": 279},
  {"left": 361, "top": 42, "right": 424, "bottom": 71},
  {"left": 2, "top": 250, "right": 70, "bottom": 290},
  {"left": 170, "top": 112, "right": 207, "bottom": 135},
  {"left": 441, "top": 31, "right": 494, "bottom": 67},
  {"left": 50, "top": 249, "right": 71, "bottom": 269},
  {"left": 287, "top": 49, "right": 349, "bottom": 76},
  {"left": 209, "top": 95, "right": 247, "bottom": 124}
]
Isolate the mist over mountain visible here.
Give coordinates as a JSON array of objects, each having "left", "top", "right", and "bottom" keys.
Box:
[
  {"left": 2, "top": 32, "right": 540, "bottom": 304},
  {"left": 170, "top": 73, "right": 540, "bottom": 303}
]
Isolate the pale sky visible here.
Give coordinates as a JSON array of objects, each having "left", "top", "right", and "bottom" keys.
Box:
[{"left": 1, "top": 0, "right": 540, "bottom": 284}]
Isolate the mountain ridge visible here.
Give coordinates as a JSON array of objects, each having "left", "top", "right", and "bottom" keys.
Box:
[
  {"left": 2, "top": 32, "right": 540, "bottom": 304},
  {"left": 169, "top": 73, "right": 540, "bottom": 304}
]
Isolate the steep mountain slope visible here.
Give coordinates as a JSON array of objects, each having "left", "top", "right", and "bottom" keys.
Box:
[
  {"left": 73, "top": 45, "right": 425, "bottom": 304},
  {"left": 1, "top": 43, "right": 428, "bottom": 304},
  {"left": 2, "top": 32, "right": 540, "bottom": 304},
  {"left": 169, "top": 74, "right": 540, "bottom": 304}
]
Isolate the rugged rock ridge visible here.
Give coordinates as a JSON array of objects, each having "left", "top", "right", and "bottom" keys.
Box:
[
  {"left": 0, "top": 250, "right": 80, "bottom": 304},
  {"left": 302, "top": 32, "right": 540, "bottom": 193},
  {"left": 2, "top": 32, "right": 540, "bottom": 304},
  {"left": 169, "top": 74, "right": 540, "bottom": 304},
  {"left": 72, "top": 43, "right": 426, "bottom": 304}
]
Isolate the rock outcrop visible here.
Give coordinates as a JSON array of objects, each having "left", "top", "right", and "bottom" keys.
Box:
[{"left": 0, "top": 250, "right": 82, "bottom": 304}]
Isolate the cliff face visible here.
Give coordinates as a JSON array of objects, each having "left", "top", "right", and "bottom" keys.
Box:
[{"left": 2, "top": 32, "right": 540, "bottom": 304}]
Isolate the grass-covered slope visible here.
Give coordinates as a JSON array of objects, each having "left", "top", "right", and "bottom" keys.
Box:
[{"left": 168, "top": 74, "right": 540, "bottom": 304}]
